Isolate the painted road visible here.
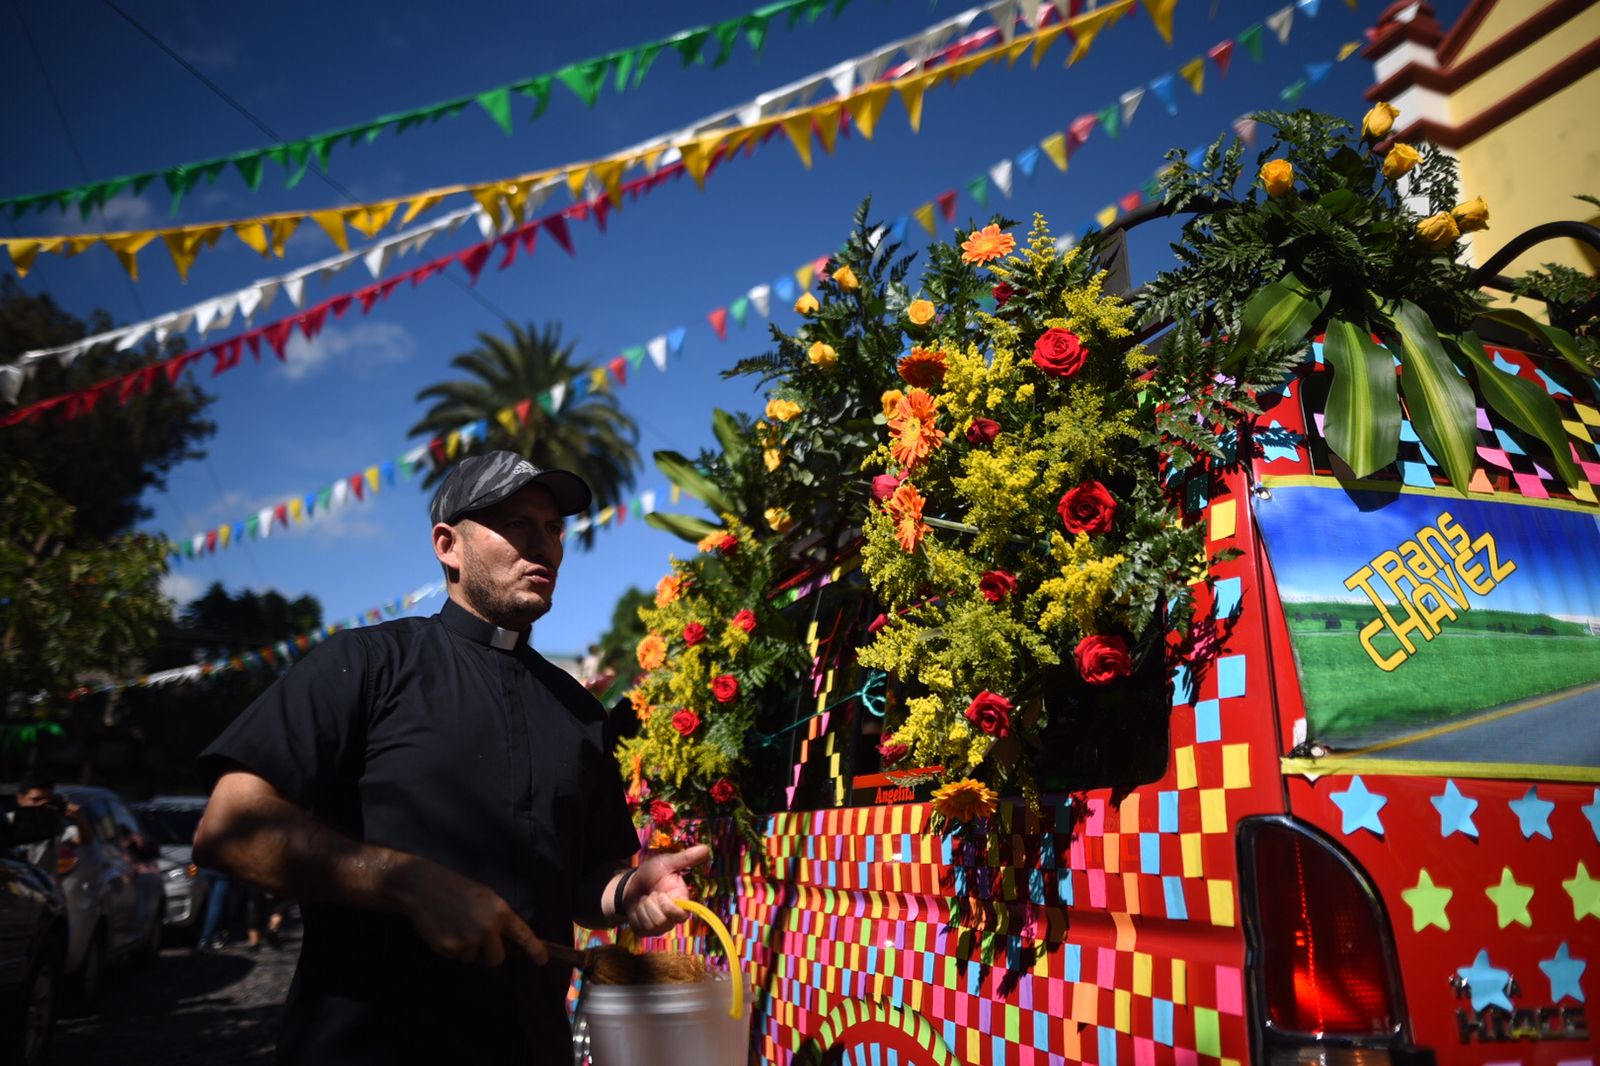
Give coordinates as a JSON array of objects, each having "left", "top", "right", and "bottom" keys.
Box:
[{"left": 1361, "top": 681, "right": 1600, "bottom": 767}]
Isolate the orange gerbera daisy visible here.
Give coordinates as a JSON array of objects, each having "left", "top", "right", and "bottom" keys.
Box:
[
  {"left": 888, "top": 388, "right": 945, "bottom": 469},
  {"left": 960, "top": 224, "right": 1016, "bottom": 265},
  {"left": 885, "top": 481, "right": 930, "bottom": 552},
  {"left": 897, "top": 346, "right": 948, "bottom": 389},
  {"left": 655, "top": 573, "right": 686, "bottom": 607},
  {"left": 636, "top": 633, "right": 667, "bottom": 671},
  {"left": 931, "top": 778, "right": 999, "bottom": 822}
]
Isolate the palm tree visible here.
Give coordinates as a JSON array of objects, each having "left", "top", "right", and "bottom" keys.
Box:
[{"left": 409, "top": 321, "right": 639, "bottom": 546}]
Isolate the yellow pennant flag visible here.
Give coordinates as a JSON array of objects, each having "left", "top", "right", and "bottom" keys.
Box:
[
  {"left": 670, "top": 484, "right": 681, "bottom": 505},
  {"left": 286, "top": 499, "right": 302, "bottom": 524},
  {"left": 365, "top": 467, "right": 381, "bottom": 493},
  {"left": 105, "top": 232, "right": 156, "bottom": 280},
  {"left": 592, "top": 160, "right": 626, "bottom": 205},
  {"left": 267, "top": 217, "right": 300, "bottom": 257},
  {"left": 346, "top": 203, "right": 397, "bottom": 239},
  {"left": 472, "top": 185, "right": 507, "bottom": 226},
  {"left": 844, "top": 85, "right": 893, "bottom": 139},
  {"left": 597, "top": 506, "right": 616, "bottom": 526},
  {"left": 310, "top": 209, "right": 350, "bottom": 253},
  {"left": 587, "top": 367, "right": 609, "bottom": 393},
  {"left": 219, "top": 524, "right": 234, "bottom": 547},
  {"left": 162, "top": 231, "right": 203, "bottom": 282},
  {"left": 232, "top": 222, "right": 270, "bottom": 256},
  {"left": 1068, "top": 0, "right": 1133, "bottom": 66},
  {"left": 896, "top": 72, "right": 935, "bottom": 133},
  {"left": 400, "top": 193, "right": 445, "bottom": 226},
  {"left": 1031, "top": 25, "right": 1068, "bottom": 67},
  {"left": 1095, "top": 204, "right": 1119, "bottom": 229},
  {"left": 1337, "top": 40, "right": 1362, "bottom": 61},
  {"left": 913, "top": 203, "right": 937, "bottom": 236},
  {"left": 3, "top": 240, "right": 43, "bottom": 277},
  {"left": 563, "top": 166, "right": 592, "bottom": 202},
  {"left": 780, "top": 111, "right": 817, "bottom": 169},
  {"left": 795, "top": 264, "right": 815, "bottom": 292},
  {"left": 1004, "top": 35, "right": 1035, "bottom": 67},
  {"left": 1040, "top": 132, "right": 1069, "bottom": 171},
  {"left": 1141, "top": 0, "right": 1179, "bottom": 45},
  {"left": 813, "top": 102, "right": 845, "bottom": 156},
  {"left": 446, "top": 430, "right": 462, "bottom": 459},
  {"left": 1179, "top": 57, "right": 1206, "bottom": 96},
  {"left": 496, "top": 408, "right": 519, "bottom": 437},
  {"left": 678, "top": 132, "right": 726, "bottom": 187}
]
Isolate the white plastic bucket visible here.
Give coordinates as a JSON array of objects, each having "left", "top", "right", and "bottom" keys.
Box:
[{"left": 580, "top": 973, "right": 750, "bottom": 1066}]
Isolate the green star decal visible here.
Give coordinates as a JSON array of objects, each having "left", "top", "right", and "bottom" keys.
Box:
[
  {"left": 1402, "top": 868, "right": 1452, "bottom": 932},
  {"left": 1563, "top": 861, "right": 1600, "bottom": 922},
  {"left": 1485, "top": 867, "right": 1534, "bottom": 929}
]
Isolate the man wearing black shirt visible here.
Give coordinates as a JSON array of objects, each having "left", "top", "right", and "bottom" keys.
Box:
[{"left": 194, "top": 451, "right": 707, "bottom": 1064}]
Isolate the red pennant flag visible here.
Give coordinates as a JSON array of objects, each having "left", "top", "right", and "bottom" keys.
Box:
[
  {"left": 350, "top": 474, "right": 365, "bottom": 501},
  {"left": 1119, "top": 190, "right": 1143, "bottom": 213},
  {"left": 273, "top": 503, "right": 289, "bottom": 527},
  {"left": 515, "top": 399, "right": 532, "bottom": 424},
  {"left": 1208, "top": 40, "right": 1234, "bottom": 77},
  {"left": 244, "top": 333, "right": 262, "bottom": 359},
  {"left": 566, "top": 202, "right": 590, "bottom": 224},
  {"left": 329, "top": 294, "right": 354, "bottom": 318},
  {"left": 592, "top": 196, "right": 611, "bottom": 233},
  {"left": 211, "top": 338, "right": 243, "bottom": 376},
  {"left": 708, "top": 307, "right": 729, "bottom": 341},
  {"left": 617, "top": 503, "right": 627, "bottom": 525},
  {"left": 378, "top": 276, "right": 404, "bottom": 300},
  {"left": 205, "top": 529, "right": 218, "bottom": 553},
  {"left": 428, "top": 438, "right": 449, "bottom": 468},
  {"left": 264, "top": 320, "right": 294, "bottom": 360},
  {"left": 459, "top": 244, "right": 492, "bottom": 283},
  {"left": 497, "top": 234, "right": 519, "bottom": 270},
  {"left": 300, "top": 305, "right": 329, "bottom": 338},
  {"left": 357, "top": 285, "right": 383, "bottom": 313},
  {"left": 519, "top": 225, "right": 540, "bottom": 254},
  {"left": 166, "top": 351, "right": 197, "bottom": 383},
  {"left": 608, "top": 356, "right": 628, "bottom": 385},
  {"left": 1068, "top": 115, "right": 1096, "bottom": 157},
  {"left": 261, "top": 648, "right": 277, "bottom": 667},
  {"left": 544, "top": 215, "right": 574, "bottom": 255},
  {"left": 812, "top": 255, "right": 831, "bottom": 281},
  {"left": 937, "top": 190, "right": 958, "bottom": 221}
]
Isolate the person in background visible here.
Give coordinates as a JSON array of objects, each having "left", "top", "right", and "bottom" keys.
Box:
[{"left": 9, "top": 768, "right": 82, "bottom": 873}]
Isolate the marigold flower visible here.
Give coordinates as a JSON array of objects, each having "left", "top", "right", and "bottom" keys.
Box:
[
  {"left": 831, "top": 265, "right": 859, "bottom": 291},
  {"left": 885, "top": 480, "right": 930, "bottom": 552},
  {"left": 931, "top": 778, "right": 998, "bottom": 822},
  {"left": 1362, "top": 101, "right": 1399, "bottom": 140},
  {"left": 880, "top": 388, "right": 905, "bottom": 418},
  {"left": 1259, "top": 159, "right": 1294, "bottom": 197},
  {"left": 655, "top": 573, "right": 686, "bottom": 607},
  {"left": 1417, "top": 210, "right": 1460, "bottom": 249},
  {"left": 795, "top": 291, "right": 819, "bottom": 315},
  {"left": 765, "top": 507, "right": 795, "bottom": 533},
  {"left": 648, "top": 830, "right": 680, "bottom": 852},
  {"left": 808, "top": 341, "right": 838, "bottom": 370},
  {"left": 887, "top": 388, "right": 945, "bottom": 469},
  {"left": 897, "top": 346, "right": 948, "bottom": 389},
  {"left": 696, "top": 530, "right": 725, "bottom": 552},
  {"left": 1382, "top": 143, "right": 1420, "bottom": 180},
  {"left": 1451, "top": 196, "right": 1490, "bottom": 233},
  {"left": 628, "top": 688, "right": 652, "bottom": 715},
  {"left": 906, "top": 298, "right": 936, "bottom": 326},
  {"left": 636, "top": 633, "right": 667, "bottom": 670},
  {"left": 765, "top": 397, "right": 802, "bottom": 422},
  {"left": 960, "top": 224, "right": 1016, "bottom": 265}
]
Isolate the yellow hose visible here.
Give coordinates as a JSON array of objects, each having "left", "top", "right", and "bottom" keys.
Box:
[{"left": 676, "top": 899, "right": 743, "bottom": 1021}]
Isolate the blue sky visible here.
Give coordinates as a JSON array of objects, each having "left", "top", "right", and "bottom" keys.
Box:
[{"left": 2, "top": 0, "right": 1471, "bottom": 655}]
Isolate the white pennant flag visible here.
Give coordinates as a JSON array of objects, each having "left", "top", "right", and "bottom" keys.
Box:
[
  {"left": 826, "top": 60, "right": 856, "bottom": 99},
  {"left": 474, "top": 207, "right": 499, "bottom": 240},
  {"left": 167, "top": 310, "right": 195, "bottom": 335},
  {"left": 256, "top": 508, "right": 274, "bottom": 538},
  {"left": 283, "top": 275, "right": 307, "bottom": 309},
  {"left": 988, "top": 159, "right": 1014, "bottom": 199},
  {"left": 853, "top": 45, "right": 896, "bottom": 85},
  {"left": 1121, "top": 87, "right": 1146, "bottom": 127},
  {"left": 640, "top": 490, "right": 656, "bottom": 514},
  {"left": 1267, "top": 5, "right": 1294, "bottom": 43},
  {"left": 193, "top": 299, "right": 223, "bottom": 336},
  {"left": 989, "top": 0, "right": 1020, "bottom": 43},
  {"left": 646, "top": 336, "right": 668, "bottom": 371},
  {"left": 115, "top": 326, "right": 150, "bottom": 352},
  {"left": 748, "top": 284, "right": 771, "bottom": 317},
  {"left": 210, "top": 297, "right": 237, "bottom": 334},
  {"left": 363, "top": 243, "right": 392, "bottom": 279},
  {"left": 0, "top": 366, "right": 23, "bottom": 404},
  {"left": 331, "top": 480, "right": 349, "bottom": 509},
  {"left": 548, "top": 381, "right": 567, "bottom": 414}
]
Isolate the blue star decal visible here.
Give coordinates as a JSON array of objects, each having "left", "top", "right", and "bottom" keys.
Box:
[
  {"left": 1431, "top": 779, "right": 1479, "bottom": 839},
  {"left": 1509, "top": 786, "right": 1556, "bottom": 840},
  {"left": 1257, "top": 420, "right": 1304, "bottom": 464},
  {"left": 1583, "top": 789, "right": 1600, "bottom": 844},
  {"left": 1330, "top": 775, "right": 1387, "bottom": 836},
  {"left": 1457, "top": 950, "right": 1512, "bottom": 1012},
  {"left": 1540, "top": 942, "right": 1587, "bottom": 1004}
]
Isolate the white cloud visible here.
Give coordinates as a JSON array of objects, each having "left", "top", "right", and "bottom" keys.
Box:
[
  {"left": 40, "top": 194, "right": 157, "bottom": 236},
  {"left": 282, "top": 320, "right": 417, "bottom": 382},
  {"left": 161, "top": 570, "right": 203, "bottom": 610}
]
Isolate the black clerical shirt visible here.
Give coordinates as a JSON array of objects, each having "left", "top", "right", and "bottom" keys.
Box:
[{"left": 200, "top": 598, "right": 640, "bottom": 1065}]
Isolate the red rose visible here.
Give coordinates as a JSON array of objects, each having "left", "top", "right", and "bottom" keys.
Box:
[
  {"left": 965, "top": 418, "right": 1000, "bottom": 445},
  {"left": 649, "top": 799, "right": 676, "bottom": 827},
  {"left": 872, "top": 473, "right": 904, "bottom": 502},
  {"left": 1075, "top": 635, "right": 1133, "bottom": 685},
  {"left": 671, "top": 708, "right": 701, "bottom": 736},
  {"left": 1057, "top": 481, "right": 1117, "bottom": 535},
  {"left": 877, "top": 740, "right": 908, "bottom": 763},
  {"left": 710, "top": 778, "right": 736, "bottom": 804},
  {"left": 716, "top": 533, "right": 738, "bottom": 554},
  {"left": 992, "top": 282, "right": 1015, "bottom": 306},
  {"left": 711, "top": 674, "right": 740, "bottom": 703},
  {"left": 682, "top": 622, "right": 707, "bottom": 646},
  {"left": 1032, "top": 328, "right": 1087, "bottom": 378},
  {"left": 731, "top": 609, "right": 757, "bottom": 633},
  {"left": 963, "top": 690, "right": 1012, "bottom": 738},
  {"left": 978, "top": 570, "right": 1018, "bottom": 603}
]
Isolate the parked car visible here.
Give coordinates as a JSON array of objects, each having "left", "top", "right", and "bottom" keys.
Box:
[
  {"left": 53, "top": 786, "right": 165, "bottom": 1009},
  {"left": 0, "top": 806, "right": 69, "bottom": 1066},
  {"left": 131, "top": 797, "right": 210, "bottom": 938}
]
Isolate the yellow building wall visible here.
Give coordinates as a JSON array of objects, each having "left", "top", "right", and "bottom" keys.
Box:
[{"left": 1451, "top": 0, "right": 1550, "bottom": 67}]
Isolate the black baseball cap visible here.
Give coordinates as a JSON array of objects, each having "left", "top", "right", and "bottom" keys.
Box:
[{"left": 429, "top": 450, "right": 593, "bottom": 525}]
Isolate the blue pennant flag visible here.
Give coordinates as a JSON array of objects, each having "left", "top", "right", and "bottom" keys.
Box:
[
  {"left": 1185, "top": 146, "right": 1207, "bottom": 169},
  {"left": 1148, "top": 73, "right": 1178, "bottom": 116},
  {"left": 1297, "top": 0, "right": 1320, "bottom": 16},
  {"left": 303, "top": 493, "right": 317, "bottom": 518},
  {"left": 1306, "top": 61, "right": 1332, "bottom": 84},
  {"left": 773, "top": 275, "right": 797, "bottom": 302},
  {"left": 889, "top": 216, "right": 909, "bottom": 243},
  {"left": 666, "top": 326, "right": 687, "bottom": 356},
  {"left": 380, "top": 460, "right": 396, "bottom": 485},
  {"left": 1015, "top": 146, "right": 1041, "bottom": 179}
]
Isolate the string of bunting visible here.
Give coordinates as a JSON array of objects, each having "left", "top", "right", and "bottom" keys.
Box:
[
  {"left": 2, "top": 0, "right": 861, "bottom": 219},
  {"left": 0, "top": 0, "right": 1152, "bottom": 283},
  {"left": 67, "top": 582, "right": 447, "bottom": 699}
]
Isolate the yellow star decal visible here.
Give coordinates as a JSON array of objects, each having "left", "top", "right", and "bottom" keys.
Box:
[
  {"left": 1401, "top": 868, "right": 1452, "bottom": 932},
  {"left": 1563, "top": 861, "right": 1600, "bottom": 922},
  {"left": 1485, "top": 867, "right": 1534, "bottom": 928}
]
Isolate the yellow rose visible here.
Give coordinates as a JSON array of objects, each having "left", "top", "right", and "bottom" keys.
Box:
[
  {"left": 1417, "top": 211, "right": 1460, "bottom": 249},
  {"left": 794, "top": 292, "right": 819, "bottom": 315},
  {"left": 1451, "top": 196, "right": 1490, "bottom": 233},
  {"left": 1362, "top": 101, "right": 1399, "bottom": 140},
  {"left": 763, "top": 447, "right": 782, "bottom": 472},
  {"left": 764, "top": 507, "right": 795, "bottom": 533},
  {"left": 906, "top": 299, "right": 936, "bottom": 326},
  {"left": 1259, "top": 159, "right": 1295, "bottom": 197},
  {"left": 808, "top": 341, "right": 838, "bottom": 370},
  {"left": 880, "top": 388, "right": 904, "bottom": 419},
  {"left": 831, "top": 265, "right": 859, "bottom": 291},
  {"left": 765, "top": 397, "right": 801, "bottom": 422},
  {"left": 1382, "top": 143, "right": 1421, "bottom": 180}
]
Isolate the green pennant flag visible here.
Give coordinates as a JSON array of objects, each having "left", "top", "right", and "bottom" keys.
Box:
[
  {"left": 623, "top": 345, "right": 647, "bottom": 368},
  {"left": 537, "top": 392, "right": 555, "bottom": 414},
  {"left": 631, "top": 43, "right": 665, "bottom": 88},
  {"left": 672, "top": 28, "right": 711, "bottom": 67},
  {"left": 1280, "top": 79, "right": 1307, "bottom": 103},
  {"left": 310, "top": 135, "right": 338, "bottom": 170},
  {"left": 245, "top": 515, "right": 260, "bottom": 539},
  {"left": 1142, "top": 179, "right": 1162, "bottom": 200},
  {"left": 1238, "top": 24, "right": 1265, "bottom": 62},
  {"left": 283, "top": 141, "right": 313, "bottom": 189},
  {"left": 743, "top": 11, "right": 775, "bottom": 54},
  {"left": 234, "top": 153, "right": 266, "bottom": 191},
  {"left": 557, "top": 59, "right": 610, "bottom": 107},
  {"left": 476, "top": 87, "right": 515, "bottom": 135},
  {"left": 514, "top": 76, "right": 553, "bottom": 120},
  {"left": 729, "top": 296, "right": 751, "bottom": 327},
  {"left": 316, "top": 487, "right": 332, "bottom": 513},
  {"left": 1097, "top": 103, "right": 1121, "bottom": 140},
  {"left": 966, "top": 175, "right": 989, "bottom": 208},
  {"left": 709, "top": 19, "right": 742, "bottom": 66},
  {"left": 611, "top": 50, "right": 635, "bottom": 93},
  {"left": 164, "top": 166, "right": 201, "bottom": 211}
]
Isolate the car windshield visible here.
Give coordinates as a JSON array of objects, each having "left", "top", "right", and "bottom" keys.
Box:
[{"left": 137, "top": 807, "right": 203, "bottom": 847}]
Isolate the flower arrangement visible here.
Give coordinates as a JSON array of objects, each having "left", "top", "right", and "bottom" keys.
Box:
[{"left": 857, "top": 215, "right": 1212, "bottom": 819}]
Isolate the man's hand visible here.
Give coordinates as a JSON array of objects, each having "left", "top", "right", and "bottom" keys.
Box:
[
  {"left": 393, "top": 859, "right": 548, "bottom": 967},
  {"left": 623, "top": 844, "right": 711, "bottom": 936}
]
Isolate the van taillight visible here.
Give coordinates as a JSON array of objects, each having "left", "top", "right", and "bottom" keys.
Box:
[
  {"left": 57, "top": 840, "right": 78, "bottom": 876},
  {"left": 1241, "top": 819, "right": 1402, "bottom": 1043}
]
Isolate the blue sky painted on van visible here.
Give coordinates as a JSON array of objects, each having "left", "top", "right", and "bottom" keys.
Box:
[{"left": 3, "top": 0, "right": 1471, "bottom": 654}]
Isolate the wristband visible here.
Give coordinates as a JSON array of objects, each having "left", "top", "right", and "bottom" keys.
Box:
[{"left": 610, "top": 867, "right": 638, "bottom": 925}]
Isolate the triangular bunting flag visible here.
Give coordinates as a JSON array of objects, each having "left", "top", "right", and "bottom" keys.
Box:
[
  {"left": 729, "top": 296, "right": 751, "bottom": 328},
  {"left": 1337, "top": 40, "right": 1362, "bottom": 62},
  {"left": 1148, "top": 73, "right": 1178, "bottom": 115},
  {"left": 987, "top": 159, "right": 1013, "bottom": 198},
  {"left": 897, "top": 73, "right": 936, "bottom": 132},
  {"left": 1096, "top": 103, "right": 1120, "bottom": 140},
  {"left": 1280, "top": 79, "right": 1307, "bottom": 103},
  {"left": 1141, "top": 0, "right": 1179, "bottom": 45},
  {"left": 1179, "top": 57, "right": 1206, "bottom": 95},
  {"left": 1014, "top": 146, "right": 1041, "bottom": 179},
  {"left": 1266, "top": 6, "right": 1294, "bottom": 45},
  {"left": 708, "top": 307, "right": 729, "bottom": 340},
  {"left": 1040, "top": 132, "right": 1068, "bottom": 171},
  {"left": 646, "top": 336, "right": 668, "bottom": 371},
  {"left": 844, "top": 85, "right": 894, "bottom": 140},
  {"left": 548, "top": 381, "right": 567, "bottom": 413},
  {"left": 1238, "top": 24, "right": 1265, "bottom": 61},
  {"left": 1208, "top": 40, "right": 1235, "bottom": 77},
  {"left": 780, "top": 113, "right": 817, "bottom": 169},
  {"left": 1095, "top": 205, "right": 1119, "bottom": 228},
  {"left": 1306, "top": 60, "right": 1332, "bottom": 84},
  {"left": 748, "top": 284, "right": 771, "bottom": 317},
  {"left": 936, "top": 190, "right": 958, "bottom": 221},
  {"left": 1068, "top": 1, "right": 1128, "bottom": 65},
  {"left": 1232, "top": 116, "right": 1258, "bottom": 145},
  {"left": 666, "top": 327, "right": 686, "bottom": 356},
  {"left": 1297, "top": 0, "right": 1321, "bottom": 17},
  {"left": 1120, "top": 87, "right": 1145, "bottom": 126},
  {"left": 913, "top": 203, "right": 937, "bottom": 235}
]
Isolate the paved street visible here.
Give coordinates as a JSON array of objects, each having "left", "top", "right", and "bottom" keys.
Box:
[{"left": 51, "top": 928, "right": 298, "bottom": 1066}]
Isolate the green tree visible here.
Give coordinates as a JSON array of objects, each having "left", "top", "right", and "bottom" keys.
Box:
[
  {"left": 408, "top": 321, "right": 639, "bottom": 545},
  {"left": 591, "top": 585, "right": 651, "bottom": 702},
  {"left": 0, "top": 277, "right": 216, "bottom": 542}
]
